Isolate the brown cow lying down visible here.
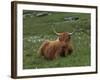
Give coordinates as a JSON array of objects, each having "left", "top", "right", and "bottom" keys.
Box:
[{"left": 39, "top": 32, "right": 73, "bottom": 60}]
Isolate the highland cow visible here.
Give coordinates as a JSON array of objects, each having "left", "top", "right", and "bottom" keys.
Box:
[{"left": 39, "top": 28, "right": 73, "bottom": 60}]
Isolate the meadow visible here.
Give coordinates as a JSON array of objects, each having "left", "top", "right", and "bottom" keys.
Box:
[{"left": 23, "top": 11, "right": 91, "bottom": 69}]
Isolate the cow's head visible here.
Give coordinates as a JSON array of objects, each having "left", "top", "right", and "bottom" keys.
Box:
[
  {"left": 56, "top": 32, "right": 72, "bottom": 42},
  {"left": 51, "top": 26, "right": 73, "bottom": 42}
]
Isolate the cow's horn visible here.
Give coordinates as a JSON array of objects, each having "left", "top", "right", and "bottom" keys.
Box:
[{"left": 69, "top": 32, "right": 73, "bottom": 35}]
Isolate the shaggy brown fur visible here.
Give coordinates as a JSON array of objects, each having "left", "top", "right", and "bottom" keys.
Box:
[{"left": 39, "top": 32, "right": 73, "bottom": 60}]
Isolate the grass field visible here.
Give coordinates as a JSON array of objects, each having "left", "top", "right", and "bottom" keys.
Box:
[{"left": 23, "top": 11, "right": 91, "bottom": 69}]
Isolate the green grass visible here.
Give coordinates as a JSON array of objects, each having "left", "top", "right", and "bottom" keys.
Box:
[{"left": 23, "top": 11, "right": 91, "bottom": 69}]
